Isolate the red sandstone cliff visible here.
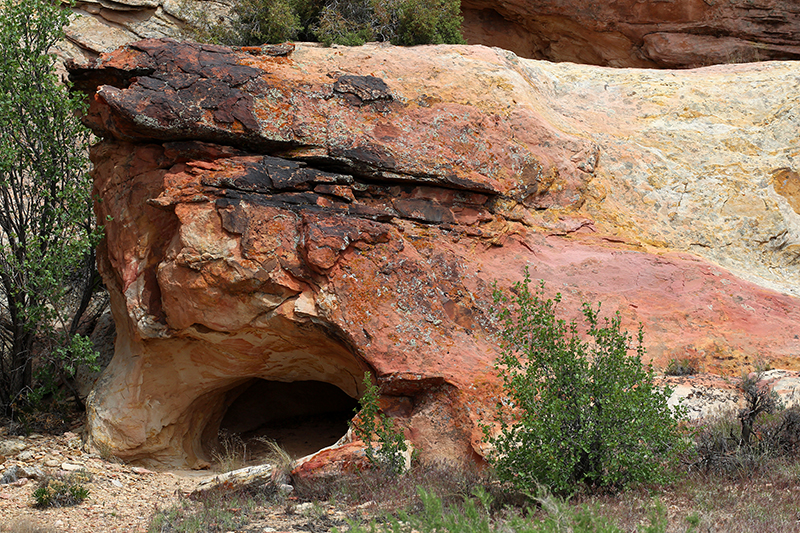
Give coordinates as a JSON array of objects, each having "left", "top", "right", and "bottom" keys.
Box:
[{"left": 69, "top": 39, "right": 800, "bottom": 468}]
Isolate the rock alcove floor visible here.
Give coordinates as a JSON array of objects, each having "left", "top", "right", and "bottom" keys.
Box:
[{"left": 0, "top": 421, "right": 372, "bottom": 533}]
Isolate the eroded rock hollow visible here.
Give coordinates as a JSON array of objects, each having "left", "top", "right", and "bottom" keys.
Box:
[{"left": 70, "top": 39, "right": 800, "bottom": 469}]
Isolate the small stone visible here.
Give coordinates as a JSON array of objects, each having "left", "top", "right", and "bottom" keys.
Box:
[
  {"left": 17, "top": 450, "right": 35, "bottom": 461},
  {"left": 111, "top": 479, "right": 123, "bottom": 488},
  {"left": 0, "top": 440, "right": 26, "bottom": 456},
  {"left": 131, "top": 466, "right": 154, "bottom": 474},
  {"left": 295, "top": 502, "right": 314, "bottom": 514},
  {"left": 61, "top": 462, "right": 83, "bottom": 471},
  {"left": 44, "top": 458, "right": 60, "bottom": 467},
  {"left": 0, "top": 466, "right": 20, "bottom": 484},
  {"left": 18, "top": 465, "right": 44, "bottom": 480}
]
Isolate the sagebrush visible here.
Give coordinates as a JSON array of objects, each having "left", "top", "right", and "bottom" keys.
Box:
[{"left": 694, "top": 371, "right": 800, "bottom": 477}]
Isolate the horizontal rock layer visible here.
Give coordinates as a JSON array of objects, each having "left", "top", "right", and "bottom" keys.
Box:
[
  {"left": 72, "top": 40, "right": 800, "bottom": 467},
  {"left": 462, "top": 0, "right": 800, "bottom": 67}
]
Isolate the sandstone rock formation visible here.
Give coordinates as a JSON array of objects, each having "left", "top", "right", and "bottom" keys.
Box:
[
  {"left": 69, "top": 39, "right": 800, "bottom": 469},
  {"left": 59, "top": 0, "right": 226, "bottom": 64},
  {"left": 462, "top": 0, "right": 800, "bottom": 67},
  {"left": 61, "top": 0, "right": 800, "bottom": 70}
]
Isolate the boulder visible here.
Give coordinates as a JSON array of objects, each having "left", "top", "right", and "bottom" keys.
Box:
[
  {"left": 193, "top": 464, "right": 281, "bottom": 494},
  {"left": 59, "top": 0, "right": 230, "bottom": 64},
  {"left": 0, "top": 465, "right": 44, "bottom": 485},
  {"left": 70, "top": 40, "right": 800, "bottom": 469}
]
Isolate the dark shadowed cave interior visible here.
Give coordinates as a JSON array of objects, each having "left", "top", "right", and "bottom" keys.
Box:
[{"left": 217, "top": 379, "right": 360, "bottom": 463}]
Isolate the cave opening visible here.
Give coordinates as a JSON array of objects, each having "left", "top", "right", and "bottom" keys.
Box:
[{"left": 215, "top": 378, "right": 360, "bottom": 464}]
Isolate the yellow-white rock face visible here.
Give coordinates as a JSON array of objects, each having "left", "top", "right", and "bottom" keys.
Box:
[{"left": 508, "top": 58, "right": 800, "bottom": 296}]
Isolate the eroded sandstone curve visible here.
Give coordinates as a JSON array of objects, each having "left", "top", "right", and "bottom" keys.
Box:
[
  {"left": 462, "top": 0, "right": 800, "bottom": 67},
  {"left": 71, "top": 40, "right": 800, "bottom": 468}
]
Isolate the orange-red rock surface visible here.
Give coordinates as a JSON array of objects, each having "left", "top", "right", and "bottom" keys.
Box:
[
  {"left": 462, "top": 0, "right": 800, "bottom": 67},
  {"left": 70, "top": 39, "right": 800, "bottom": 469}
]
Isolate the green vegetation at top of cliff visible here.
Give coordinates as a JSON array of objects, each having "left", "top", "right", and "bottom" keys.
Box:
[{"left": 183, "top": 0, "right": 465, "bottom": 47}]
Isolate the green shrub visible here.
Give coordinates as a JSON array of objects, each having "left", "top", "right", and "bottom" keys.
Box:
[
  {"left": 182, "top": 0, "right": 464, "bottom": 47},
  {"left": 182, "top": 0, "right": 313, "bottom": 46},
  {"left": 228, "top": 0, "right": 315, "bottom": 45},
  {"left": 394, "top": 0, "right": 465, "bottom": 46},
  {"left": 32, "top": 472, "right": 90, "bottom": 508},
  {"left": 314, "top": 0, "right": 465, "bottom": 46},
  {"left": 0, "top": 0, "right": 103, "bottom": 416},
  {"left": 350, "top": 372, "right": 408, "bottom": 474},
  {"left": 485, "top": 272, "right": 687, "bottom": 494}
]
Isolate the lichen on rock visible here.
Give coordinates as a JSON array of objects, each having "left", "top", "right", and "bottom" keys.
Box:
[{"left": 71, "top": 39, "right": 800, "bottom": 470}]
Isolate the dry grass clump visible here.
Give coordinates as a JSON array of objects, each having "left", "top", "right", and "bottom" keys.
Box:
[
  {"left": 293, "top": 458, "right": 506, "bottom": 513},
  {"left": 211, "top": 430, "right": 249, "bottom": 473}
]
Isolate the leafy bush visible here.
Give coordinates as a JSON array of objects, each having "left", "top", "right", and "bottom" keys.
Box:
[
  {"left": 182, "top": 0, "right": 465, "bottom": 47},
  {"left": 0, "top": 0, "right": 103, "bottom": 415},
  {"left": 181, "top": 0, "right": 318, "bottom": 46},
  {"left": 350, "top": 372, "right": 408, "bottom": 474},
  {"left": 233, "top": 0, "right": 306, "bottom": 44},
  {"left": 32, "top": 472, "right": 90, "bottom": 508},
  {"left": 394, "top": 0, "right": 466, "bottom": 46},
  {"left": 315, "top": 0, "right": 465, "bottom": 46},
  {"left": 485, "top": 273, "right": 687, "bottom": 494}
]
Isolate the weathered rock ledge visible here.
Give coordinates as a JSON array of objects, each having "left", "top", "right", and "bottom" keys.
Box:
[
  {"left": 70, "top": 39, "right": 800, "bottom": 469},
  {"left": 462, "top": 0, "right": 800, "bottom": 67}
]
